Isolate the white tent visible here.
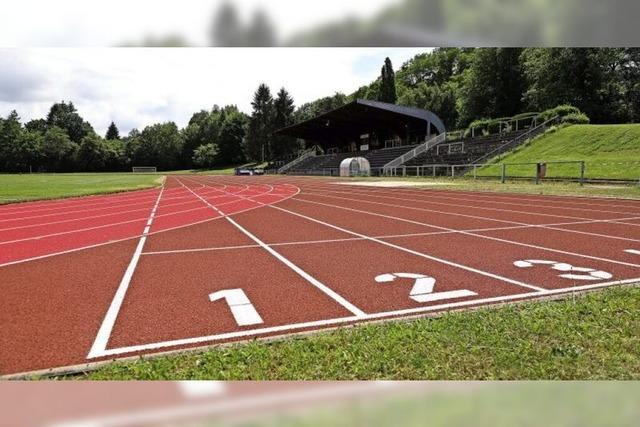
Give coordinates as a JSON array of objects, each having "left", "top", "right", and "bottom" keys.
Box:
[{"left": 339, "top": 157, "right": 371, "bottom": 177}]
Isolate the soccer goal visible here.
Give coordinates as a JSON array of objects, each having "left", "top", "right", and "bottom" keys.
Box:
[{"left": 132, "top": 166, "right": 157, "bottom": 173}]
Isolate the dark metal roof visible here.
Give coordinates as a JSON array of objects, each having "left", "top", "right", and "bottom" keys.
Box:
[{"left": 275, "top": 99, "right": 445, "bottom": 140}]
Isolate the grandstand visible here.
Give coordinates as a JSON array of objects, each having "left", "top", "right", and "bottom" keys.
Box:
[{"left": 276, "top": 101, "right": 555, "bottom": 176}]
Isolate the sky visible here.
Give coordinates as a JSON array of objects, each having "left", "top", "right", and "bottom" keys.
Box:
[
  {"left": 0, "top": 48, "right": 429, "bottom": 136},
  {"left": 0, "top": 0, "right": 399, "bottom": 47}
]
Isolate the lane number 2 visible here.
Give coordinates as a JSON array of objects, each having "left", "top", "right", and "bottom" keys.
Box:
[
  {"left": 513, "top": 259, "right": 612, "bottom": 281},
  {"left": 208, "top": 289, "right": 263, "bottom": 326},
  {"left": 375, "top": 273, "right": 477, "bottom": 303}
]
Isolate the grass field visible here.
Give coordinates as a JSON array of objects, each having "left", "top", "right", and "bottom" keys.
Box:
[
  {"left": 475, "top": 124, "right": 640, "bottom": 180},
  {"left": 0, "top": 173, "right": 162, "bottom": 204},
  {"left": 75, "top": 286, "right": 640, "bottom": 380}
]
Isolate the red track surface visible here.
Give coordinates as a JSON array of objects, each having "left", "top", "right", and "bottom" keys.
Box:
[{"left": 2, "top": 175, "right": 640, "bottom": 377}]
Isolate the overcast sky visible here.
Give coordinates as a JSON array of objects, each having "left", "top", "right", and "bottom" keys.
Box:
[{"left": 0, "top": 48, "right": 429, "bottom": 136}]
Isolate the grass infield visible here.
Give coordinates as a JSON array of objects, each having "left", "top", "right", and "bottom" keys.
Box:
[{"left": 0, "top": 173, "right": 162, "bottom": 204}]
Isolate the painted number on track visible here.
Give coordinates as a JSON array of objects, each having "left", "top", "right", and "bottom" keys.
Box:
[
  {"left": 625, "top": 249, "right": 640, "bottom": 256},
  {"left": 375, "top": 273, "right": 477, "bottom": 303},
  {"left": 208, "top": 289, "right": 264, "bottom": 326},
  {"left": 513, "top": 259, "right": 612, "bottom": 281}
]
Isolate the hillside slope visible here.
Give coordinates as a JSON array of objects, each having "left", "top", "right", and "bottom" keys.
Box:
[{"left": 479, "top": 124, "right": 640, "bottom": 180}]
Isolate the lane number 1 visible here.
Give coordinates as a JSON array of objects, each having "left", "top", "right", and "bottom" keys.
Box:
[{"left": 208, "top": 289, "right": 264, "bottom": 326}]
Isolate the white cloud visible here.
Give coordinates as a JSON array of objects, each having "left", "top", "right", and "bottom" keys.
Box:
[{"left": 0, "top": 48, "right": 428, "bottom": 136}]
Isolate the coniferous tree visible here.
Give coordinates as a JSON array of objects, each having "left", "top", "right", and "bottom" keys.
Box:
[
  {"left": 378, "top": 57, "right": 397, "bottom": 104},
  {"left": 105, "top": 121, "right": 120, "bottom": 140},
  {"left": 245, "top": 83, "right": 274, "bottom": 161},
  {"left": 272, "top": 88, "right": 298, "bottom": 159}
]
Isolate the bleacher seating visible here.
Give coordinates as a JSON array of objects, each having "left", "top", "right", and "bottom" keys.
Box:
[
  {"left": 405, "top": 130, "right": 528, "bottom": 167},
  {"left": 282, "top": 129, "right": 531, "bottom": 176},
  {"left": 364, "top": 144, "right": 419, "bottom": 169},
  {"left": 286, "top": 145, "right": 419, "bottom": 175}
]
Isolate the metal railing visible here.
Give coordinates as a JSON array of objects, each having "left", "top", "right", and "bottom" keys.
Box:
[
  {"left": 382, "top": 133, "right": 447, "bottom": 173},
  {"left": 277, "top": 146, "right": 318, "bottom": 174},
  {"left": 470, "top": 116, "right": 559, "bottom": 165}
]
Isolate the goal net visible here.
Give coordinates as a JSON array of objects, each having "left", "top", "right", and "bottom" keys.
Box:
[{"left": 132, "top": 166, "right": 157, "bottom": 173}]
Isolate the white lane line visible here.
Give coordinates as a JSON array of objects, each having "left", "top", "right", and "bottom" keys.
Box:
[
  {"left": 0, "top": 189, "right": 293, "bottom": 269},
  {"left": 0, "top": 185, "right": 227, "bottom": 225},
  {"left": 303, "top": 187, "right": 640, "bottom": 243},
  {"left": 176, "top": 178, "right": 366, "bottom": 319},
  {"left": 301, "top": 183, "right": 640, "bottom": 228},
  {"left": 270, "top": 204, "right": 545, "bottom": 292},
  {"left": 0, "top": 186, "right": 290, "bottom": 245},
  {"left": 625, "top": 249, "right": 640, "bottom": 255},
  {"left": 332, "top": 180, "right": 640, "bottom": 211},
  {"left": 316, "top": 181, "right": 640, "bottom": 216},
  {"left": 87, "top": 186, "right": 165, "bottom": 359},
  {"left": 93, "top": 275, "right": 640, "bottom": 357},
  {"left": 291, "top": 197, "right": 640, "bottom": 270}
]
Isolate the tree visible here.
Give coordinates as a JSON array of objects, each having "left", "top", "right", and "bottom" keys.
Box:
[
  {"left": 245, "top": 83, "right": 274, "bottom": 161},
  {"left": 132, "top": 122, "right": 183, "bottom": 170},
  {"left": 181, "top": 106, "right": 226, "bottom": 167},
  {"left": 378, "top": 57, "right": 397, "bottom": 104},
  {"left": 192, "top": 143, "right": 219, "bottom": 168},
  {"left": 12, "top": 130, "right": 44, "bottom": 172},
  {"left": 217, "top": 107, "right": 248, "bottom": 164},
  {"left": 41, "top": 126, "right": 78, "bottom": 172},
  {"left": 0, "top": 110, "right": 22, "bottom": 170},
  {"left": 521, "top": 48, "right": 615, "bottom": 122},
  {"left": 46, "top": 101, "right": 94, "bottom": 144},
  {"left": 458, "top": 48, "right": 525, "bottom": 126},
  {"left": 77, "top": 134, "right": 109, "bottom": 171},
  {"left": 272, "top": 88, "right": 298, "bottom": 159},
  {"left": 24, "top": 118, "right": 47, "bottom": 134},
  {"left": 105, "top": 122, "right": 120, "bottom": 140}
]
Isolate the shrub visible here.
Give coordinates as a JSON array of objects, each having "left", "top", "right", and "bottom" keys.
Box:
[
  {"left": 539, "top": 105, "right": 587, "bottom": 123},
  {"left": 561, "top": 112, "right": 590, "bottom": 124}
]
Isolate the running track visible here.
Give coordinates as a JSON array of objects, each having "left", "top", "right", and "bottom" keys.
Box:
[{"left": 2, "top": 175, "right": 640, "bottom": 377}]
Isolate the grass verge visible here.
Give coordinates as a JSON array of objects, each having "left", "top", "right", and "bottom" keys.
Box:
[
  {"left": 0, "top": 173, "right": 162, "bottom": 204},
  {"left": 74, "top": 285, "right": 640, "bottom": 380}
]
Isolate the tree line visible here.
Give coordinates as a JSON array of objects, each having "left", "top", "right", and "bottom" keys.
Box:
[
  {"left": 0, "top": 85, "right": 298, "bottom": 173},
  {"left": 1, "top": 48, "right": 637, "bottom": 173},
  {"left": 296, "top": 48, "right": 640, "bottom": 130}
]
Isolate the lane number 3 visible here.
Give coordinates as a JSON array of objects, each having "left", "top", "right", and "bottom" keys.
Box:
[{"left": 513, "top": 259, "right": 612, "bottom": 281}]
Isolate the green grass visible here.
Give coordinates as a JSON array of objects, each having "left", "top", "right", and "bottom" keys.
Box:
[
  {"left": 0, "top": 173, "right": 163, "bottom": 204},
  {"left": 75, "top": 286, "right": 640, "bottom": 380},
  {"left": 476, "top": 124, "right": 640, "bottom": 180},
  {"left": 202, "top": 382, "right": 639, "bottom": 427}
]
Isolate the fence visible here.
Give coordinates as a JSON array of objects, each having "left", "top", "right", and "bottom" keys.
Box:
[
  {"left": 279, "top": 159, "right": 640, "bottom": 185},
  {"left": 383, "top": 161, "right": 591, "bottom": 184}
]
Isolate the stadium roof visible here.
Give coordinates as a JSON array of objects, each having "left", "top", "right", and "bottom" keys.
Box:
[{"left": 275, "top": 99, "right": 446, "bottom": 140}]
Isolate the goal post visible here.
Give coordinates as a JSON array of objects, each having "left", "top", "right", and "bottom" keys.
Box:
[{"left": 132, "top": 166, "right": 157, "bottom": 173}]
